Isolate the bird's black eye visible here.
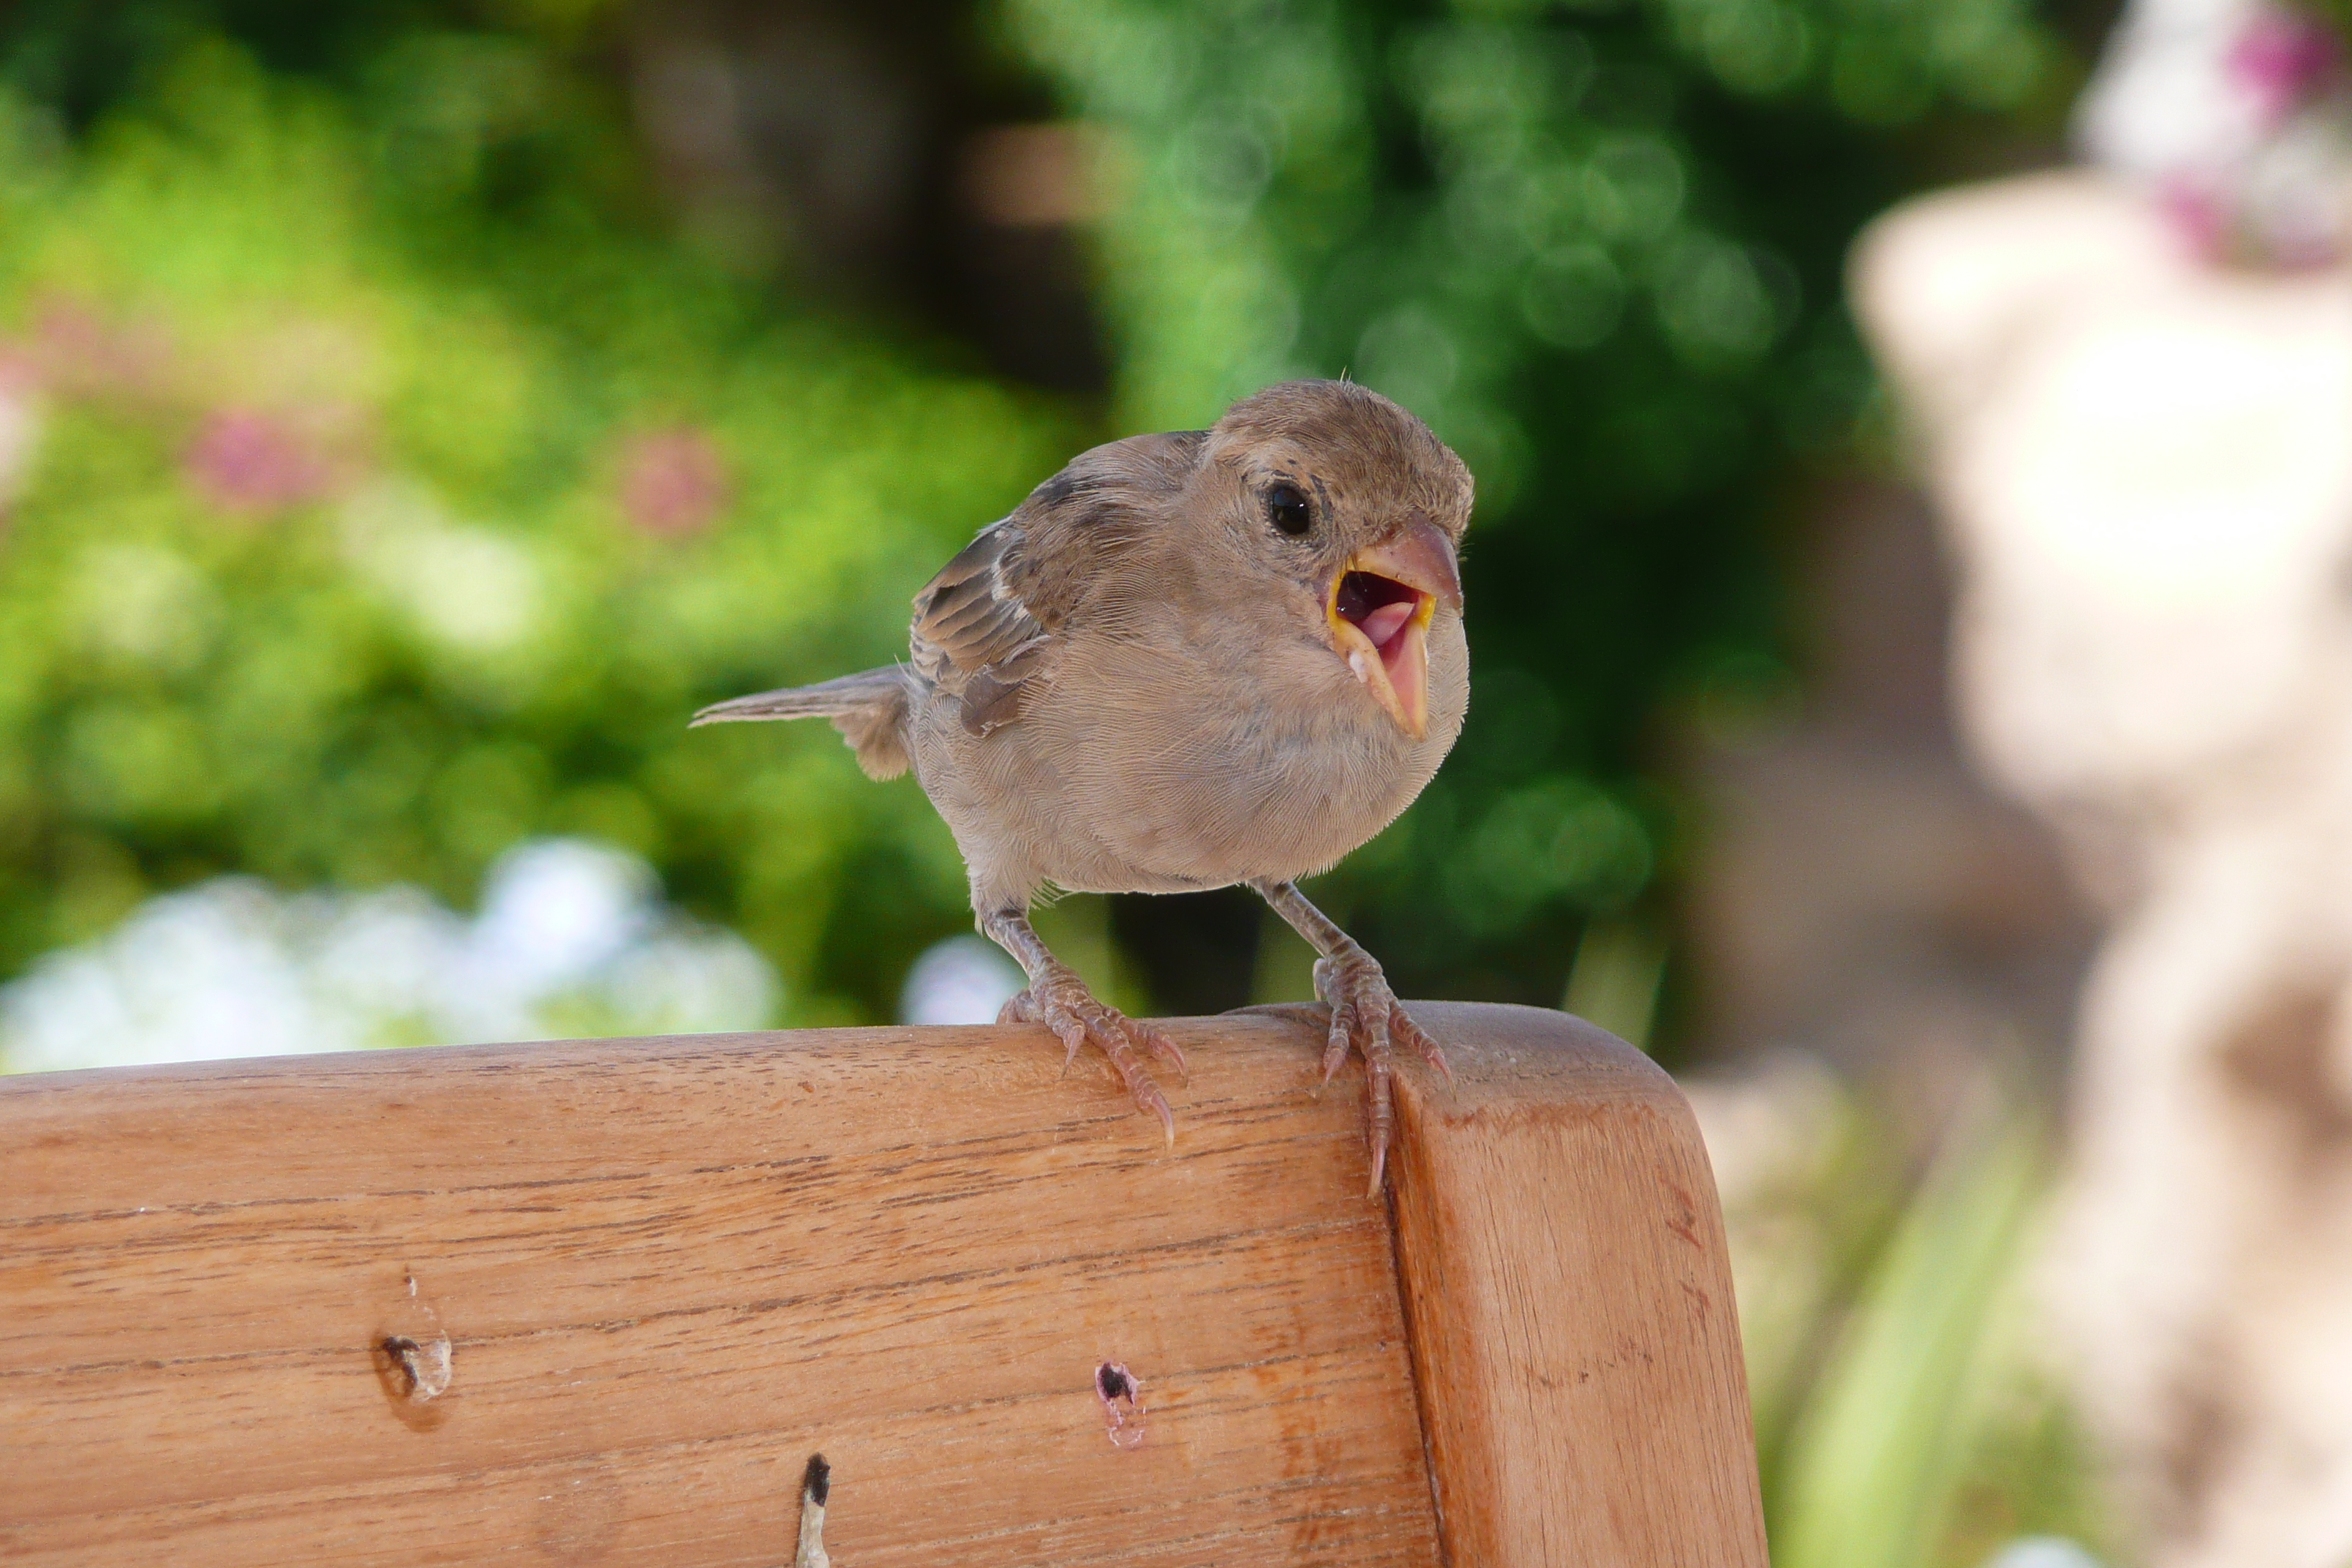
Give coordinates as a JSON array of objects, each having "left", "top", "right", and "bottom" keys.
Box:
[{"left": 1267, "top": 482, "right": 1312, "bottom": 537}]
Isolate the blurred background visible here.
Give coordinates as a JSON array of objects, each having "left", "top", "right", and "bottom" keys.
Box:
[{"left": 7, "top": 0, "right": 2352, "bottom": 1562}]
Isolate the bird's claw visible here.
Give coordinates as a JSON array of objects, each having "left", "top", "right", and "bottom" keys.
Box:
[
  {"left": 999, "top": 976, "right": 1184, "bottom": 1145},
  {"left": 1312, "top": 954, "right": 1449, "bottom": 1195}
]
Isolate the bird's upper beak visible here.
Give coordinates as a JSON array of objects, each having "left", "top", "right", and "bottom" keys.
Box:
[{"left": 1325, "top": 514, "right": 1461, "bottom": 739}]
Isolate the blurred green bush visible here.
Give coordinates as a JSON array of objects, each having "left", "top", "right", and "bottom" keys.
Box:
[
  {"left": 0, "top": 38, "right": 1076, "bottom": 1023},
  {"left": 1693, "top": 1060, "right": 2111, "bottom": 1567}
]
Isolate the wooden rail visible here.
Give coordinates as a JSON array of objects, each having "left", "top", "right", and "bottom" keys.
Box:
[{"left": 0, "top": 1001, "right": 1765, "bottom": 1567}]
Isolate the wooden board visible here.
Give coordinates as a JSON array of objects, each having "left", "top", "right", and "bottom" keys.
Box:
[
  {"left": 0, "top": 1003, "right": 1764, "bottom": 1567},
  {"left": 1390, "top": 1003, "right": 1770, "bottom": 1567}
]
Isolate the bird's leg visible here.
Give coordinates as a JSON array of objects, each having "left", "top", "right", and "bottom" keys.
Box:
[
  {"left": 981, "top": 906, "right": 1188, "bottom": 1144},
  {"left": 1250, "top": 879, "right": 1450, "bottom": 1194}
]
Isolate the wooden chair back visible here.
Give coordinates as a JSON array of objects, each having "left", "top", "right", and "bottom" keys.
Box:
[{"left": 1, "top": 1000, "right": 1765, "bottom": 1566}]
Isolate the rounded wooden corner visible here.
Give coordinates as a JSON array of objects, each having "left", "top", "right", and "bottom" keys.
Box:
[
  {"left": 1393, "top": 1000, "right": 1688, "bottom": 1118},
  {"left": 1377, "top": 1001, "right": 1769, "bottom": 1567}
]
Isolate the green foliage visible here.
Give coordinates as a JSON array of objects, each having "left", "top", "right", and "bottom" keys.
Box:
[
  {"left": 1773, "top": 1107, "right": 2051, "bottom": 1567},
  {"left": 1719, "top": 1074, "right": 2112, "bottom": 1568},
  {"left": 0, "top": 40, "right": 1077, "bottom": 1022}
]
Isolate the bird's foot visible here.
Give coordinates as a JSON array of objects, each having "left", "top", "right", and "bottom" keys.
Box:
[
  {"left": 1313, "top": 951, "right": 1452, "bottom": 1196},
  {"left": 999, "top": 969, "right": 1187, "bottom": 1144}
]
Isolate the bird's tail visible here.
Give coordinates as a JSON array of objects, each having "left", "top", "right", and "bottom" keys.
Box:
[{"left": 690, "top": 667, "right": 913, "bottom": 781}]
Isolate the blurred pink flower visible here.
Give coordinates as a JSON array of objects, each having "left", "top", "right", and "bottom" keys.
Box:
[
  {"left": 185, "top": 409, "right": 338, "bottom": 514},
  {"left": 2228, "top": 8, "right": 2340, "bottom": 127},
  {"left": 617, "top": 426, "right": 730, "bottom": 537},
  {"left": 2081, "top": 0, "right": 2352, "bottom": 266},
  {"left": 2156, "top": 178, "right": 2228, "bottom": 258},
  {"left": 29, "top": 298, "right": 174, "bottom": 402},
  {"left": 0, "top": 355, "right": 42, "bottom": 521}
]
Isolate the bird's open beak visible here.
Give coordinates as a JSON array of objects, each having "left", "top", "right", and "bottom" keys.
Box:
[{"left": 1325, "top": 515, "right": 1461, "bottom": 739}]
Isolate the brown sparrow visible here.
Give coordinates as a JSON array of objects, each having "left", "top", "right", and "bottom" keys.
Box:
[{"left": 694, "top": 380, "right": 1471, "bottom": 1191}]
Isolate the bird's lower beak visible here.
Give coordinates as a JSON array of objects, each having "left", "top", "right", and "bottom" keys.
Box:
[{"left": 1326, "top": 516, "right": 1461, "bottom": 740}]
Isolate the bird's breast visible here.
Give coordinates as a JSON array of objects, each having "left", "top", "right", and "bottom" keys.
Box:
[{"left": 1003, "top": 620, "right": 1467, "bottom": 891}]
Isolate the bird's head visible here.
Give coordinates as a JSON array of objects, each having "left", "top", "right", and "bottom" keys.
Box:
[{"left": 1194, "top": 380, "right": 1473, "bottom": 743}]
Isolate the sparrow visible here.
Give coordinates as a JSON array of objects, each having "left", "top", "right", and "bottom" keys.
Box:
[{"left": 693, "top": 380, "right": 1472, "bottom": 1191}]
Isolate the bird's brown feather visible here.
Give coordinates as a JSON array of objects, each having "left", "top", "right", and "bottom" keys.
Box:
[
  {"left": 688, "top": 668, "right": 913, "bottom": 780},
  {"left": 909, "top": 430, "right": 1205, "bottom": 736}
]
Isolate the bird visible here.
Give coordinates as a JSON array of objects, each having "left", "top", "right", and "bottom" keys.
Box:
[{"left": 693, "top": 380, "right": 1472, "bottom": 1192}]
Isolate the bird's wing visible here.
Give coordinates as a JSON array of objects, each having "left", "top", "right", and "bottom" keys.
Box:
[
  {"left": 909, "top": 519, "right": 1066, "bottom": 736},
  {"left": 910, "top": 431, "right": 1203, "bottom": 737}
]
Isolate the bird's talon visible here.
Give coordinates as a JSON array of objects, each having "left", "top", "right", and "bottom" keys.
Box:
[
  {"left": 1307, "top": 951, "right": 1441, "bottom": 1196},
  {"left": 1395, "top": 1006, "right": 1454, "bottom": 1087},
  {"left": 1321, "top": 1005, "right": 1355, "bottom": 1088},
  {"left": 1132, "top": 1019, "right": 1189, "bottom": 1082},
  {"left": 1142, "top": 1085, "right": 1176, "bottom": 1146},
  {"left": 1004, "top": 970, "right": 1178, "bottom": 1142}
]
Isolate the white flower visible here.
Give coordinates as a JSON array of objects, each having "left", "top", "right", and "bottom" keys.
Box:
[
  {"left": 0, "top": 837, "right": 777, "bottom": 1074},
  {"left": 899, "top": 935, "right": 1025, "bottom": 1025}
]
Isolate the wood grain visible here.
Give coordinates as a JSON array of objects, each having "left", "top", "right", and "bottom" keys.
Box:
[
  {"left": 1389, "top": 1002, "right": 1771, "bottom": 1567},
  {"left": 0, "top": 1003, "right": 1765, "bottom": 1567}
]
